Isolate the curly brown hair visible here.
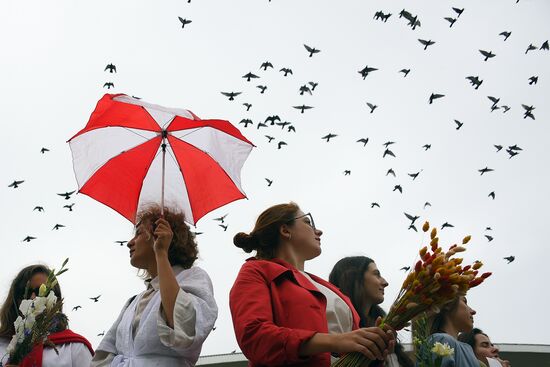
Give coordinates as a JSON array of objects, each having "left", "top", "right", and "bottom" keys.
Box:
[{"left": 136, "top": 204, "right": 198, "bottom": 270}]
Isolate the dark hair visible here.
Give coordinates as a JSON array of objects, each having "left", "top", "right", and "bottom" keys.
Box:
[
  {"left": 329, "top": 256, "right": 414, "bottom": 367},
  {"left": 428, "top": 296, "right": 462, "bottom": 335},
  {"left": 0, "top": 265, "right": 66, "bottom": 338},
  {"left": 233, "top": 202, "right": 300, "bottom": 259},
  {"left": 136, "top": 204, "right": 198, "bottom": 269},
  {"left": 458, "top": 327, "right": 486, "bottom": 350}
]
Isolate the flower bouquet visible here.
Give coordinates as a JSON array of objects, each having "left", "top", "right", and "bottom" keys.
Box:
[
  {"left": 1, "top": 259, "right": 69, "bottom": 367},
  {"left": 413, "top": 314, "right": 454, "bottom": 367},
  {"left": 332, "top": 222, "right": 491, "bottom": 366}
]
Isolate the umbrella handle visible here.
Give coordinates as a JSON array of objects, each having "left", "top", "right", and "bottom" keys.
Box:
[{"left": 161, "top": 139, "right": 166, "bottom": 218}]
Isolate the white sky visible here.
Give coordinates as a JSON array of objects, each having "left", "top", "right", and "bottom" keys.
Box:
[{"left": 1, "top": 0, "right": 549, "bottom": 357}]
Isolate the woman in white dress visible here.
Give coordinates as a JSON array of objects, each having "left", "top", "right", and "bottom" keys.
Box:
[
  {"left": 0, "top": 264, "right": 94, "bottom": 367},
  {"left": 91, "top": 205, "right": 218, "bottom": 367}
]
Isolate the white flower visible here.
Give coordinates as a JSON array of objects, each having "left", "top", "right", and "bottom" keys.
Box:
[
  {"left": 24, "top": 313, "right": 36, "bottom": 330},
  {"left": 32, "top": 296, "right": 48, "bottom": 315},
  {"left": 13, "top": 316, "right": 24, "bottom": 334},
  {"left": 45, "top": 291, "right": 58, "bottom": 309},
  {"left": 431, "top": 341, "right": 454, "bottom": 357},
  {"left": 19, "top": 299, "right": 33, "bottom": 316},
  {"left": 6, "top": 334, "right": 18, "bottom": 354}
]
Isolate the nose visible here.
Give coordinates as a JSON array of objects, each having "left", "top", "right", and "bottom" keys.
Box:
[
  {"left": 382, "top": 277, "right": 389, "bottom": 288},
  {"left": 315, "top": 228, "right": 323, "bottom": 236},
  {"left": 470, "top": 307, "right": 476, "bottom": 315},
  {"left": 127, "top": 238, "right": 134, "bottom": 248}
]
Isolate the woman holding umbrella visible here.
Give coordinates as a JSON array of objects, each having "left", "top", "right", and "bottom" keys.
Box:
[
  {"left": 229, "top": 202, "right": 394, "bottom": 367},
  {"left": 91, "top": 205, "right": 218, "bottom": 367}
]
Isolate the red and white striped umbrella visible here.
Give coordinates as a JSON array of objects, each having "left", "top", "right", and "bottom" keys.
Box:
[{"left": 68, "top": 94, "right": 254, "bottom": 225}]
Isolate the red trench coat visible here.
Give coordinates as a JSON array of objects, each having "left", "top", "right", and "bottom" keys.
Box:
[{"left": 229, "top": 257, "right": 361, "bottom": 367}]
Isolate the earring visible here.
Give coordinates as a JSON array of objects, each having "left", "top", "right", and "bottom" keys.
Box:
[{"left": 287, "top": 233, "right": 292, "bottom": 241}]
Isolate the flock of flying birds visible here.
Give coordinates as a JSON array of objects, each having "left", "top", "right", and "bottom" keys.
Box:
[{"left": 6, "top": 1, "right": 545, "bottom": 343}]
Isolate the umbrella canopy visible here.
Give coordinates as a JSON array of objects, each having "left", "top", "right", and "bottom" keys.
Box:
[{"left": 68, "top": 93, "right": 254, "bottom": 225}]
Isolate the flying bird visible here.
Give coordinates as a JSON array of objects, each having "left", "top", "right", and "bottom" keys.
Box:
[
  {"left": 478, "top": 167, "right": 494, "bottom": 175},
  {"left": 97, "top": 331, "right": 105, "bottom": 337},
  {"left": 257, "top": 122, "right": 268, "bottom": 129},
  {"left": 288, "top": 125, "right": 296, "bottom": 133},
  {"left": 488, "top": 191, "right": 495, "bottom": 200},
  {"left": 383, "top": 149, "right": 395, "bottom": 158},
  {"left": 8, "top": 180, "right": 24, "bottom": 188},
  {"left": 280, "top": 68, "right": 293, "bottom": 76},
  {"left": 72, "top": 306, "right": 82, "bottom": 311},
  {"left": 393, "top": 185, "right": 403, "bottom": 193},
  {"left": 57, "top": 191, "right": 76, "bottom": 200},
  {"left": 22, "top": 236, "right": 36, "bottom": 242},
  {"left": 371, "top": 202, "right": 380, "bottom": 208},
  {"left": 220, "top": 91, "right": 241, "bottom": 101},
  {"left": 408, "top": 171, "right": 421, "bottom": 180},
  {"left": 89, "top": 295, "right": 101, "bottom": 303},
  {"left": 63, "top": 203, "right": 75, "bottom": 211},
  {"left": 33, "top": 206, "right": 44, "bottom": 212},
  {"left": 454, "top": 120, "right": 464, "bottom": 130},
  {"left": 178, "top": 17, "right": 192, "bottom": 28},
  {"left": 429, "top": 93, "right": 445, "bottom": 104},
  {"left": 528, "top": 76, "right": 538, "bottom": 85},
  {"left": 418, "top": 39, "right": 435, "bottom": 50},
  {"left": 487, "top": 96, "right": 500, "bottom": 108},
  {"left": 242, "top": 72, "right": 259, "bottom": 82},
  {"left": 452, "top": 7, "right": 464, "bottom": 17},
  {"left": 213, "top": 214, "right": 228, "bottom": 223},
  {"left": 441, "top": 222, "right": 454, "bottom": 230},
  {"left": 422, "top": 144, "right": 431, "bottom": 151},
  {"left": 485, "top": 235, "right": 494, "bottom": 242},
  {"left": 366, "top": 102, "right": 378, "bottom": 113},
  {"left": 115, "top": 240, "right": 127, "bottom": 246},
  {"left": 239, "top": 119, "right": 253, "bottom": 128},
  {"left": 293, "top": 105, "right": 313, "bottom": 113},
  {"left": 400, "top": 266, "right": 411, "bottom": 271},
  {"left": 321, "top": 134, "right": 337, "bottom": 142},
  {"left": 219, "top": 224, "right": 228, "bottom": 232},
  {"left": 303, "top": 44, "right": 320, "bottom": 57},
  {"left": 494, "top": 145, "right": 503, "bottom": 152},
  {"left": 40, "top": 147, "right": 50, "bottom": 154},
  {"left": 541, "top": 40, "right": 549, "bottom": 50},
  {"left": 260, "top": 62, "right": 273, "bottom": 70},
  {"left": 265, "top": 135, "right": 275, "bottom": 143},
  {"left": 358, "top": 66, "right": 378, "bottom": 80},
  {"left": 265, "top": 178, "right": 273, "bottom": 187},
  {"left": 343, "top": 170, "right": 351, "bottom": 176},
  {"left": 499, "top": 31, "right": 511, "bottom": 41},
  {"left": 299, "top": 85, "right": 312, "bottom": 95},
  {"left": 257, "top": 85, "right": 268, "bottom": 94},
  {"left": 276, "top": 121, "right": 291, "bottom": 130},
  {"left": 52, "top": 224, "right": 65, "bottom": 230},
  {"left": 277, "top": 141, "right": 287, "bottom": 149},
  {"left": 525, "top": 43, "right": 537, "bottom": 54},
  {"left": 479, "top": 50, "right": 496, "bottom": 61},
  {"left": 424, "top": 202, "right": 432, "bottom": 209},
  {"left": 357, "top": 138, "right": 369, "bottom": 147},
  {"left": 103, "top": 82, "right": 114, "bottom": 89},
  {"left": 504, "top": 256, "right": 515, "bottom": 264},
  {"left": 444, "top": 17, "right": 457, "bottom": 27},
  {"left": 243, "top": 103, "right": 252, "bottom": 111},
  {"left": 466, "top": 76, "right": 483, "bottom": 89},
  {"left": 404, "top": 212, "right": 420, "bottom": 224},
  {"left": 308, "top": 81, "right": 318, "bottom": 91},
  {"left": 386, "top": 168, "right": 396, "bottom": 177},
  {"left": 399, "top": 68, "right": 410, "bottom": 77},
  {"left": 104, "top": 63, "right": 116, "bottom": 73},
  {"left": 265, "top": 115, "right": 281, "bottom": 125}
]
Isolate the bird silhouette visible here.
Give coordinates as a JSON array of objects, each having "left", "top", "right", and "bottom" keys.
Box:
[
  {"left": 276, "top": 121, "right": 291, "bottom": 130},
  {"left": 393, "top": 185, "right": 403, "bottom": 193},
  {"left": 243, "top": 103, "right": 252, "bottom": 111},
  {"left": 304, "top": 44, "right": 320, "bottom": 57},
  {"left": 52, "top": 224, "right": 65, "bottom": 230},
  {"left": 265, "top": 115, "right": 281, "bottom": 125},
  {"left": 366, "top": 102, "right": 378, "bottom": 113},
  {"left": 357, "top": 138, "right": 369, "bottom": 147},
  {"left": 399, "top": 69, "right": 410, "bottom": 77},
  {"left": 97, "top": 331, "right": 105, "bottom": 336},
  {"left": 528, "top": 76, "right": 538, "bottom": 85},
  {"left": 422, "top": 144, "right": 431, "bottom": 151},
  {"left": 242, "top": 72, "right": 259, "bottom": 82},
  {"left": 506, "top": 149, "right": 519, "bottom": 159},
  {"left": 89, "top": 295, "right": 101, "bottom": 302},
  {"left": 383, "top": 149, "right": 396, "bottom": 158},
  {"left": 487, "top": 96, "right": 500, "bottom": 108},
  {"left": 424, "top": 202, "right": 432, "bottom": 209},
  {"left": 104, "top": 63, "right": 116, "bottom": 73},
  {"left": 178, "top": 17, "right": 192, "bottom": 28},
  {"left": 213, "top": 214, "right": 228, "bottom": 223},
  {"left": 371, "top": 202, "right": 380, "bottom": 208},
  {"left": 479, "top": 50, "right": 495, "bottom": 61},
  {"left": 429, "top": 93, "right": 445, "bottom": 104},
  {"left": 308, "top": 81, "right": 318, "bottom": 91},
  {"left": 260, "top": 62, "right": 273, "bottom": 70},
  {"left": 293, "top": 105, "right": 313, "bottom": 113},
  {"left": 444, "top": 17, "right": 457, "bottom": 27},
  {"left": 277, "top": 141, "right": 287, "bottom": 149},
  {"left": 321, "top": 134, "right": 337, "bottom": 142},
  {"left": 280, "top": 68, "right": 293, "bottom": 76},
  {"left": 494, "top": 145, "right": 503, "bottom": 152},
  {"left": 103, "top": 82, "right": 114, "bottom": 89},
  {"left": 383, "top": 141, "right": 396, "bottom": 148},
  {"left": 343, "top": 170, "right": 351, "bottom": 176},
  {"left": 501, "top": 105, "right": 511, "bottom": 113},
  {"left": 522, "top": 104, "right": 535, "bottom": 120},
  {"left": 288, "top": 125, "right": 296, "bottom": 133},
  {"left": 265, "top": 135, "right": 275, "bottom": 143},
  {"left": 63, "top": 203, "right": 75, "bottom": 211},
  {"left": 9, "top": 180, "right": 24, "bottom": 188},
  {"left": 72, "top": 306, "right": 82, "bottom": 311},
  {"left": 488, "top": 192, "right": 495, "bottom": 200},
  {"left": 265, "top": 178, "right": 273, "bottom": 187},
  {"left": 499, "top": 31, "right": 511, "bottom": 41},
  {"left": 418, "top": 39, "right": 435, "bottom": 50},
  {"left": 257, "top": 122, "right": 268, "bottom": 130},
  {"left": 358, "top": 66, "right": 378, "bottom": 80},
  {"left": 541, "top": 40, "right": 549, "bottom": 50},
  {"left": 441, "top": 222, "right": 454, "bottom": 230},
  {"left": 239, "top": 119, "right": 253, "bottom": 128},
  {"left": 219, "top": 224, "right": 228, "bottom": 231},
  {"left": 33, "top": 206, "right": 44, "bottom": 212},
  {"left": 115, "top": 240, "right": 127, "bottom": 246},
  {"left": 504, "top": 256, "right": 515, "bottom": 264},
  {"left": 408, "top": 224, "right": 418, "bottom": 232},
  {"left": 466, "top": 76, "right": 483, "bottom": 89},
  {"left": 478, "top": 167, "right": 494, "bottom": 175},
  {"left": 404, "top": 212, "right": 420, "bottom": 224},
  {"left": 525, "top": 43, "right": 537, "bottom": 54},
  {"left": 22, "top": 236, "right": 36, "bottom": 242},
  {"left": 454, "top": 120, "right": 464, "bottom": 130},
  {"left": 400, "top": 266, "right": 411, "bottom": 271},
  {"left": 40, "top": 147, "right": 50, "bottom": 154},
  {"left": 257, "top": 85, "right": 268, "bottom": 94},
  {"left": 485, "top": 235, "right": 494, "bottom": 242},
  {"left": 220, "top": 92, "right": 241, "bottom": 101},
  {"left": 57, "top": 191, "right": 76, "bottom": 200},
  {"left": 386, "top": 168, "right": 396, "bottom": 177},
  {"left": 452, "top": 7, "right": 464, "bottom": 17},
  {"left": 408, "top": 171, "right": 421, "bottom": 180}
]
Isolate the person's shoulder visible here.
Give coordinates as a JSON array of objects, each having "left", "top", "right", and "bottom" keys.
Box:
[{"left": 430, "top": 333, "right": 459, "bottom": 347}]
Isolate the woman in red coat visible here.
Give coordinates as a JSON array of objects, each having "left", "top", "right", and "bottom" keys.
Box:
[{"left": 229, "top": 202, "right": 394, "bottom": 367}]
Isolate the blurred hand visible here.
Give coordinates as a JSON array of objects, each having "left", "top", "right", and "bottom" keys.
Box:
[
  {"left": 331, "top": 326, "right": 391, "bottom": 361},
  {"left": 152, "top": 218, "right": 173, "bottom": 254}
]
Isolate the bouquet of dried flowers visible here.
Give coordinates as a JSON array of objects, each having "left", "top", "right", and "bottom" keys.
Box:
[
  {"left": 1, "top": 259, "right": 69, "bottom": 366},
  {"left": 332, "top": 222, "right": 491, "bottom": 366}
]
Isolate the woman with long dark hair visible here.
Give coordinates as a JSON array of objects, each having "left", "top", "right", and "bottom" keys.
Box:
[
  {"left": 229, "top": 202, "right": 394, "bottom": 367},
  {"left": 329, "top": 256, "right": 414, "bottom": 367},
  {"left": 0, "top": 264, "right": 93, "bottom": 366}
]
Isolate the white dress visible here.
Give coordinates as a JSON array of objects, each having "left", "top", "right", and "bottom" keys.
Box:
[
  {"left": 91, "top": 265, "right": 218, "bottom": 367},
  {"left": 0, "top": 335, "right": 93, "bottom": 366}
]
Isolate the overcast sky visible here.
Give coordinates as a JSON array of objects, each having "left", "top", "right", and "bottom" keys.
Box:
[{"left": 1, "top": 0, "right": 549, "bottom": 357}]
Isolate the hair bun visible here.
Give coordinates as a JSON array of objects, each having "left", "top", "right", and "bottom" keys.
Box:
[{"left": 233, "top": 232, "right": 258, "bottom": 253}]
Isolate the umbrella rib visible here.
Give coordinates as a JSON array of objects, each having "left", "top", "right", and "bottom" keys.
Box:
[
  {"left": 170, "top": 127, "right": 203, "bottom": 140},
  {"left": 122, "top": 127, "right": 155, "bottom": 141}
]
